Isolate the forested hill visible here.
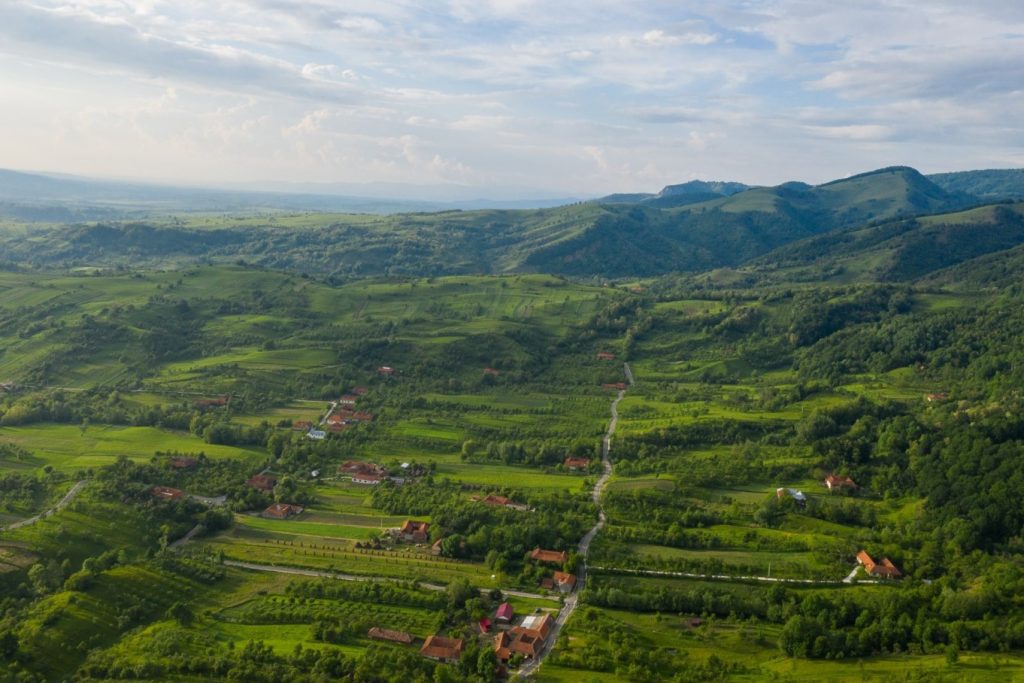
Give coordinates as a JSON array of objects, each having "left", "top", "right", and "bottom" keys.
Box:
[
  {"left": 743, "top": 203, "right": 1024, "bottom": 284},
  {"left": 0, "top": 166, "right": 991, "bottom": 279}
]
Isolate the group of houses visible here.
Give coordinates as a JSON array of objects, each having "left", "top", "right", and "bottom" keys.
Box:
[
  {"left": 414, "top": 603, "right": 560, "bottom": 669},
  {"left": 530, "top": 547, "right": 577, "bottom": 592}
]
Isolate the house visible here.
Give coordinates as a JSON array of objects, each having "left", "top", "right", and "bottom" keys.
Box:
[
  {"left": 378, "top": 366, "right": 395, "bottom": 376},
  {"left": 367, "top": 627, "right": 414, "bottom": 645},
  {"left": 151, "top": 486, "right": 185, "bottom": 501},
  {"left": 326, "top": 413, "right": 346, "bottom": 425},
  {"left": 857, "top": 550, "right": 902, "bottom": 579},
  {"left": 400, "top": 520, "right": 430, "bottom": 543},
  {"left": 339, "top": 394, "right": 359, "bottom": 406},
  {"left": 263, "top": 503, "right": 304, "bottom": 519},
  {"left": 494, "top": 614, "right": 556, "bottom": 662},
  {"left": 292, "top": 420, "right": 313, "bottom": 431},
  {"left": 247, "top": 474, "right": 277, "bottom": 492},
  {"left": 420, "top": 635, "right": 463, "bottom": 663},
  {"left": 552, "top": 571, "right": 577, "bottom": 592},
  {"left": 825, "top": 474, "right": 856, "bottom": 491},
  {"left": 481, "top": 494, "right": 511, "bottom": 507},
  {"left": 483, "top": 367, "right": 500, "bottom": 376},
  {"left": 564, "top": 457, "right": 591, "bottom": 471},
  {"left": 307, "top": 429, "right": 326, "bottom": 440},
  {"left": 602, "top": 382, "right": 628, "bottom": 390},
  {"left": 168, "top": 457, "right": 198, "bottom": 470},
  {"left": 776, "top": 487, "right": 807, "bottom": 508},
  {"left": 530, "top": 547, "right": 568, "bottom": 565},
  {"left": 495, "top": 602, "right": 514, "bottom": 623},
  {"left": 352, "top": 473, "right": 384, "bottom": 485},
  {"left": 539, "top": 577, "right": 555, "bottom": 590},
  {"left": 479, "top": 617, "right": 492, "bottom": 634},
  {"left": 352, "top": 386, "right": 369, "bottom": 395},
  {"left": 596, "top": 351, "right": 616, "bottom": 361},
  {"left": 925, "top": 392, "right": 948, "bottom": 402}
]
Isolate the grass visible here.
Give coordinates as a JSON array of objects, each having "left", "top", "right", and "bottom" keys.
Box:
[{"left": 0, "top": 423, "right": 264, "bottom": 474}]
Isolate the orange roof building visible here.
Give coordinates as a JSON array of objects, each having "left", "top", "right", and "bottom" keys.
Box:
[
  {"left": 151, "top": 486, "right": 185, "bottom": 501},
  {"left": 420, "top": 635, "right": 463, "bottom": 663},
  {"left": 564, "top": 457, "right": 591, "bottom": 471},
  {"left": 263, "top": 503, "right": 304, "bottom": 519},
  {"left": 857, "top": 550, "right": 902, "bottom": 579},
  {"left": 400, "top": 520, "right": 430, "bottom": 543},
  {"left": 530, "top": 547, "right": 568, "bottom": 565},
  {"left": 825, "top": 474, "right": 856, "bottom": 491},
  {"left": 552, "top": 571, "right": 577, "bottom": 592},
  {"left": 247, "top": 474, "right": 277, "bottom": 491}
]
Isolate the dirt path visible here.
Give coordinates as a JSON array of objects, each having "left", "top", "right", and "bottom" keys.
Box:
[
  {"left": 1, "top": 480, "right": 88, "bottom": 532},
  {"left": 221, "top": 560, "right": 560, "bottom": 601},
  {"left": 518, "top": 363, "right": 630, "bottom": 678}
]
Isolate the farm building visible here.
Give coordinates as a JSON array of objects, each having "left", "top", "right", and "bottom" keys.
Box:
[
  {"left": 339, "top": 394, "right": 359, "bottom": 406},
  {"left": 776, "top": 487, "right": 807, "bottom": 508},
  {"left": 247, "top": 474, "right": 277, "bottom": 492},
  {"left": 602, "top": 382, "right": 628, "bottom": 390},
  {"left": 495, "top": 603, "right": 514, "bottom": 623},
  {"left": 400, "top": 520, "right": 430, "bottom": 543},
  {"left": 263, "top": 503, "right": 304, "bottom": 519},
  {"left": 193, "top": 396, "right": 228, "bottom": 408},
  {"left": 596, "top": 351, "right": 615, "bottom": 360},
  {"left": 825, "top": 474, "right": 856, "bottom": 491},
  {"left": 378, "top": 366, "right": 395, "bottom": 376},
  {"left": 168, "top": 457, "right": 198, "bottom": 470},
  {"left": 481, "top": 494, "right": 511, "bottom": 507},
  {"left": 292, "top": 420, "right": 313, "bottom": 431},
  {"left": 552, "top": 571, "right": 577, "bottom": 592},
  {"left": 352, "top": 473, "right": 384, "bottom": 485},
  {"left": 306, "top": 429, "right": 326, "bottom": 440},
  {"left": 857, "top": 551, "right": 902, "bottom": 579},
  {"left": 530, "top": 547, "right": 568, "bottom": 565},
  {"left": 367, "top": 627, "right": 414, "bottom": 645},
  {"left": 420, "top": 635, "right": 463, "bottom": 663},
  {"left": 564, "top": 457, "right": 591, "bottom": 471},
  {"left": 151, "top": 486, "right": 185, "bottom": 501}
]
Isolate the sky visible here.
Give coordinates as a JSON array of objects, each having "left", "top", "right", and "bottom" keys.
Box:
[{"left": 1, "top": 0, "right": 1023, "bottom": 197}]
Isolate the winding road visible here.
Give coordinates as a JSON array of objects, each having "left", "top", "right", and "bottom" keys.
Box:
[
  {"left": 518, "top": 363, "right": 632, "bottom": 678},
  {"left": 0, "top": 480, "right": 88, "bottom": 532}
]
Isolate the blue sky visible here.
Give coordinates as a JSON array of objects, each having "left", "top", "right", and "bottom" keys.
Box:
[{"left": 0, "top": 0, "right": 1022, "bottom": 196}]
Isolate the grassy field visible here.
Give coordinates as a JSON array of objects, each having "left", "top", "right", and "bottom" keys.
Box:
[{"left": 0, "top": 422, "right": 264, "bottom": 474}]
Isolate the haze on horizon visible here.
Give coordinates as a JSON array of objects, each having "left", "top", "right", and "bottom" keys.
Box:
[{"left": 1, "top": 0, "right": 1022, "bottom": 197}]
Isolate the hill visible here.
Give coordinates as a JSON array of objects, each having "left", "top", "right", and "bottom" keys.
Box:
[
  {"left": 0, "top": 167, "right": 979, "bottom": 279},
  {"left": 745, "top": 202, "right": 1024, "bottom": 283},
  {"left": 928, "top": 168, "right": 1024, "bottom": 202}
]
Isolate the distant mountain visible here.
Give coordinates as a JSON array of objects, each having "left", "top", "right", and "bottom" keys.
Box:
[
  {"left": 0, "top": 165, "right": 990, "bottom": 279},
  {"left": 0, "top": 168, "right": 582, "bottom": 217},
  {"left": 597, "top": 179, "right": 750, "bottom": 208},
  {"left": 927, "top": 168, "right": 1024, "bottom": 202}
]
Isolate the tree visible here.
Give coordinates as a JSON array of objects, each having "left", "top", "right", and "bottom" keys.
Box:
[{"left": 167, "top": 601, "right": 195, "bottom": 627}]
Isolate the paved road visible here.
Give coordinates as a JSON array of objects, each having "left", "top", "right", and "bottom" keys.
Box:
[
  {"left": 221, "top": 560, "right": 560, "bottom": 601},
  {"left": 0, "top": 480, "right": 88, "bottom": 532},
  {"left": 519, "top": 365, "right": 628, "bottom": 678}
]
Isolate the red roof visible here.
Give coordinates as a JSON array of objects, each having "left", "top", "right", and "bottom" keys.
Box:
[
  {"left": 479, "top": 617, "right": 492, "bottom": 633},
  {"left": 825, "top": 474, "right": 856, "bottom": 489},
  {"left": 564, "top": 457, "right": 591, "bottom": 470},
  {"left": 596, "top": 351, "right": 616, "bottom": 360},
  {"left": 352, "top": 386, "right": 368, "bottom": 395},
  {"left": 420, "top": 635, "right": 463, "bottom": 661},
  {"left": 602, "top": 382, "right": 628, "bottom": 390},
  {"left": 482, "top": 494, "right": 511, "bottom": 506},
  {"left": 168, "top": 457, "right": 198, "bottom": 469},
  {"left": 530, "top": 547, "right": 568, "bottom": 565},
  {"left": 495, "top": 602, "right": 514, "bottom": 621},
  {"left": 151, "top": 486, "right": 185, "bottom": 500},
  {"left": 483, "top": 367, "right": 500, "bottom": 376},
  {"left": 368, "top": 627, "right": 414, "bottom": 644},
  {"left": 264, "top": 503, "right": 303, "bottom": 519},
  {"left": 553, "top": 571, "right": 577, "bottom": 589},
  {"left": 378, "top": 366, "right": 395, "bottom": 375},
  {"left": 339, "top": 394, "right": 359, "bottom": 404}
]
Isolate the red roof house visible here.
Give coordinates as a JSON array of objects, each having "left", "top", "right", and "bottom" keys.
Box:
[
  {"left": 263, "top": 503, "right": 304, "bottom": 519},
  {"left": 400, "top": 520, "right": 430, "bottom": 543},
  {"left": 378, "top": 366, "right": 395, "bottom": 376},
  {"left": 825, "top": 474, "right": 857, "bottom": 491},
  {"left": 553, "top": 571, "right": 577, "bottom": 592},
  {"left": 857, "top": 550, "right": 902, "bottom": 579},
  {"left": 420, "top": 635, "right": 463, "bottom": 663},
  {"left": 495, "top": 602, "right": 514, "bottom": 623},
  {"left": 368, "top": 627, "right": 414, "bottom": 645},
  {"left": 596, "top": 351, "right": 616, "bottom": 361},
  {"left": 339, "top": 394, "right": 359, "bottom": 406},
  {"left": 481, "top": 494, "right": 511, "bottom": 507},
  {"left": 151, "top": 486, "right": 185, "bottom": 501},
  {"left": 168, "top": 457, "right": 198, "bottom": 470},
  {"left": 564, "top": 457, "right": 591, "bottom": 471},
  {"left": 530, "top": 547, "right": 568, "bottom": 565}
]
